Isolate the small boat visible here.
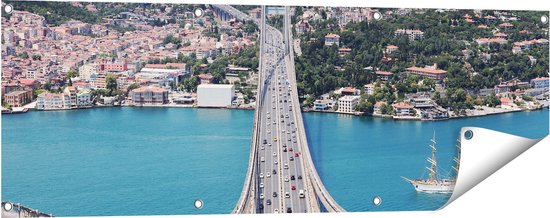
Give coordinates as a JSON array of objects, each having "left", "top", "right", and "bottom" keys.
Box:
[{"left": 401, "top": 132, "right": 459, "bottom": 193}]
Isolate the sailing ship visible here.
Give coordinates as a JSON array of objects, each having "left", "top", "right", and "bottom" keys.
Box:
[{"left": 401, "top": 132, "right": 460, "bottom": 193}]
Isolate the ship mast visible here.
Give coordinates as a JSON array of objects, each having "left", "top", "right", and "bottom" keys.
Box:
[
  {"left": 426, "top": 131, "right": 438, "bottom": 182},
  {"left": 452, "top": 138, "right": 461, "bottom": 176}
]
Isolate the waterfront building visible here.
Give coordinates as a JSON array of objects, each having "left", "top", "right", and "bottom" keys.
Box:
[
  {"left": 324, "top": 33, "right": 340, "bottom": 46},
  {"left": 197, "top": 84, "right": 235, "bottom": 108},
  {"left": 373, "top": 101, "right": 387, "bottom": 114},
  {"left": 531, "top": 77, "right": 549, "bottom": 89},
  {"left": 403, "top": 64, "right": 447, "bottom": 81},
  {"left": 76, "top": 90, "right": 92, "bottom": 107},
  {"left": 64, "top": 86, "right": 78, "bottom": 108},
  {"left": 36, "top": 92, "right": 70, "bottom": 110},
  {"left": 129, "top": 86, "right": 169, "bottom": 105},
  {"left": 4, "top": 90, "right": 33, "bottom": 107},
  {"left": 392, "top": 102, "right": 415, "bottom": 116},
  {"left": 337, "top": 95, "right": 360, "bottom": 113},
  {"left": 409, "top": 97, "right": 434, "bottom": 108},
  {"left": 313, "top": 99, "right": 336, "bottom": 111}
]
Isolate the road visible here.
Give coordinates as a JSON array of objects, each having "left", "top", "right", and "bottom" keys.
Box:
[{"left": 255, "top": 17, "right": 310, "bottom": 213}]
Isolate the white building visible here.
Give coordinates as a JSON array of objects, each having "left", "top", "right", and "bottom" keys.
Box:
[
  {"left": 197, "top": 84, "right": 235, "bottom": 108},
  {"left": 337, "top": 95, "right": 361, "bottom": 113}
]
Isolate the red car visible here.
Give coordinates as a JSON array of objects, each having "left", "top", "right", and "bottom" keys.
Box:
[
  {"left": 294, "top": 153, "right": 299, "bottom": 157},
  {"left": 289, "top": 148, "right": 293, "bottom": 152},
  {"left": 291, "top": 185, "right": 296, "bottom": 190}
]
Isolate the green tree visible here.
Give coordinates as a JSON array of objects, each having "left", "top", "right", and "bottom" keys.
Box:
[{"left": 105, "top": 74, "right": 118, "bottom": 95}]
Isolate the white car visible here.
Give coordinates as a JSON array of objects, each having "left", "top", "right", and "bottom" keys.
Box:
[
  {"left": 267, "top": 172, "right": 271, "bottom": 178},
  {"left": 260, "top": 183, "right": 264, "bottom": 188},
  {"left": 273, "top": 152, "right": 277, "bottom": 157},
  {"left": 274, "top": 160, "right": 278, "bottom": 165},
  {"left": 285, "top": 177, "right": 289, "bottom": 182},
  {"left": 260, "top": 194, "right": 265, "bottom": 199},
  {"left": 274, "top": 209, "right": 279, "bottom": 213},
  {"left": 260, "top": 173, "right": 264, "bottom": 178},
  {"left": 284, "top": 163, "right": 289, "bottom": 169}
]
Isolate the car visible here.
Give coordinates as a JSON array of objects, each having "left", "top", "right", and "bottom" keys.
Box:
[
  {"left": 267, "top": 172, "right": 271, "bottom": 178},
  {"left": 274, "top": 160, "right": 278, "bottom": 165},
  {"left": 293, "top": 139, "right": 297, "bottom": 143},
  {"left": 284, "top": 163, "right": 289, "bottom": 169},
  {"left": 261, "top": 146, "right": 265, "bottom": 150},
  {"left": 273, "top": 192, "right": 278, "bottom": 197},
  {"left": 291, "top": 175, "right": 295, "bottom": 180},
  {"left": 289, "top": 148, "right": 293, "bottom": 152},
  {"left": 299, "top": 190, "right": 305, "bottom": 198},
  {"left": 289, "top": 156, "right": 294, "bottom": 161},
  {"left": 261, "top": 157, "right": 265, "bottom": 162},
  {"left": 287, "top": 207, "right": 292, "bottom": 213},
  {"left": 260, "top": 194, "right": 265, "bottom": 199},
  {"left": 295, "top": 153, "right": 299, "bottom": 157},
  {"left": 274, "top": 137, "right": 277, "bottom": 141},
  {"left": 287, "top": 123, "right": 291, "bottom": 126},
  {"left": 283, "top": 148, "right": 287, "bottom": 152},
  {"left": 274, "top": 209, "right": 279, "bottom": 214},
  {"left": 260, "top": 173, "right": 264, "bottom": 178},
  {"left": 268, "top": 143, "right": 272, "bottom": 146},
  {"left": 291, "top": 185, "right": 296, "bottom": 190},
  {"left": 288, "top": 138, "right": 291, "bottom": 141},
  {"left": 282, "top": 130, "right": 285, "bottom": 133},
  {"left": 285, "top": 192, "right": 290, "bottom": 198},
  {"left": 273, "top": 152, "right": 277, "bottom": 157},
  {"left": 298, "top": 175, "right": 302, "bottom": 180},
  {"left": 266, "top": 199, "right": 272, "bottom": 205},
  {"left": 282, "top": 144, "right": 287, "bottom": 148},
  {"left": 263, "top": 139, "right": 267, "bottom": 144},
  {"left": 284, "top": 177, "right": 289, "bottom": 182},
  {"left": 291, "top": 121, "right": 295, "bottom": 124},
  {"left": 260, "top": 183, "right": 264, "bottom": 188},
  {"left": 273, "top": 169, "right": 277, "bottom": 174},
  {"left": 285, "top": 114, "right": 289, "bottom": 118}
]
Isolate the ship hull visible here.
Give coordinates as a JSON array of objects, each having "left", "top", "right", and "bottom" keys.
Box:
[{"left": 409, "top": 180, "right": 455, "bottom": 193}]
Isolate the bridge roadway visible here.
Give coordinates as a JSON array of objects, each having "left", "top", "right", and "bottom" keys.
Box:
[{"left": 211, "top": 5, "right": 346, "bottom": 214}]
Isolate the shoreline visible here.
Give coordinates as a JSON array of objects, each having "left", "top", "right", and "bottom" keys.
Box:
[{"left": 13, "top": 102, "right": 548, "bottom": 121}]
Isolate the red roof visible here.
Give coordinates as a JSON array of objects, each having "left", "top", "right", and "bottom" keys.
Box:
[
  {"left": 342, "top": 87, "right": 356, "bottom": 93},
  {"left": 325, "top": 33, "right": 340, "bottom": 38},
  {"left": 498, "top": 22, "right": 514, "bottom": 27},
  {"left": 392, "top": 102, "right": 414, "bottom": 109},
  {"left": 406, "top": 67, "right": 447, "bottom": 75},
  {"left": 375, "top": 71, "right": 394, "bottom": 76},
  {"left": 198, "top": 73, "right": 213, "bottom": 79},
  {"left": 374, "top": 102, "right": 387, "bottom": 107},
  {"left": 18, "top": 78, "right": 39, "bottom": 86}
]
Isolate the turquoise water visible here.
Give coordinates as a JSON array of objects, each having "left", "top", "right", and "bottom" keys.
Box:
[
  {"left": 305, "top": 108, "right": 549, "bottom": 211},
  {"left": 2, "top": 107, "right": 548, "bottom": 215}
]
